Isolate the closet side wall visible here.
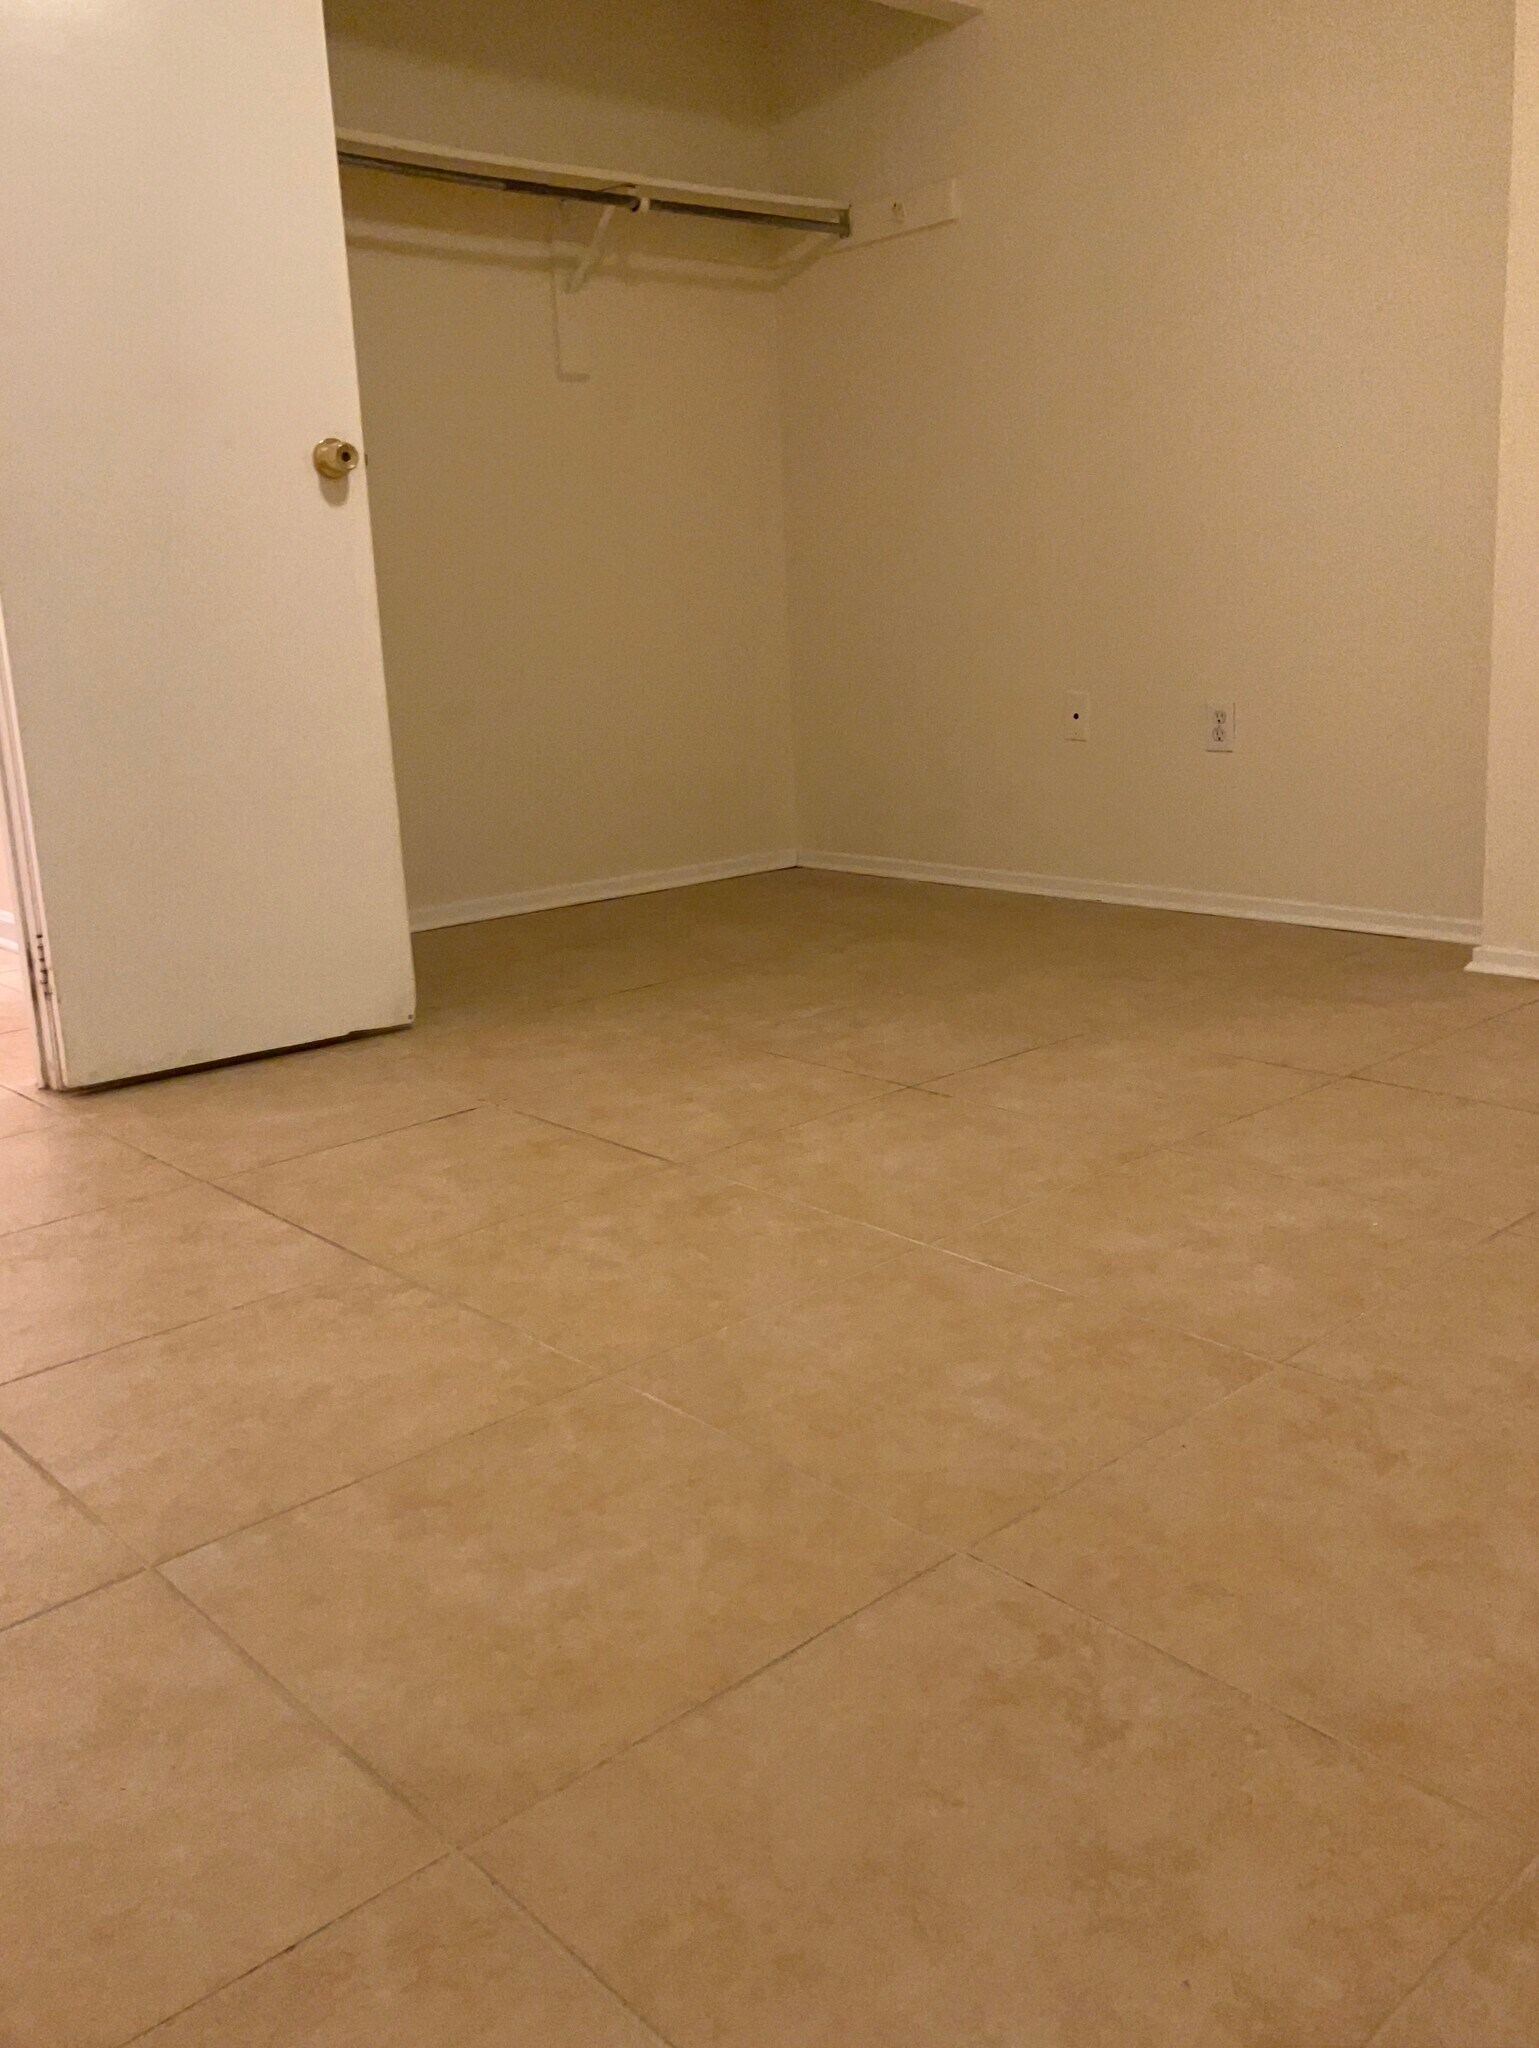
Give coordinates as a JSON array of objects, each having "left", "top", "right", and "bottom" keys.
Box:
[
  {"left": 325, "top": 0, "right": 796, "bottom": 924},
  {"left": 773, "top": 0, "right": 1513, "bottom": 930}
]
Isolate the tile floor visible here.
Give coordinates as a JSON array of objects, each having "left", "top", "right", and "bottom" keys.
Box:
[{"left": 3, "top": 874, "right": 1539, "bottom": 2045}]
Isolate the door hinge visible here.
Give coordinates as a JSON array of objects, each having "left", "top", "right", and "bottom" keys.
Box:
[{"left": 29, "top": 938, "right": 51, "bottom": 1000}]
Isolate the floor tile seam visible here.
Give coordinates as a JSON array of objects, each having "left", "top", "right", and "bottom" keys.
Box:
[
  {"left": 906, "top": 1040, "right": 1330, "bottom": 1098},
  {"left": 5, "top": 1437, "right": 456, "bottom": 1844},
  {"left": 954, "top": 1352, "right": 1280, "bottom": 1551},
  {"left": 617, "top": 1380, "right": 963, "bottom": 1560},
  {"left": 108, "top": 1854, "right": 461, "bottom": 2048},
  {"left": 0, "top": 1250, "right": 387, "bottom": 1394},
  {"left": 717, "top": 1006, "right": 1135, "bottom": 1084},
  {"left": 1359, "top": 1842, "right": 1539, "bottom": 2047},
  {"left": 909, "top": 1069, "right": 1344, "bottom": 1161},
  {"left": 964, "top": 1549, "right": 1538, "bottom": 1852},
  {"left": 1280, "top": 1345, "right": 1539, "bottom": 1440},
  {"left": 207, "top": 1146, "right": 678, "bottom": 1258},
  {"left": 435, "top": 1066, "right": 909, "bottom": 1164},
  {"left": 151, "top": 1563, "right": 457, "bottom": 1847},
  {"left": 962, "top": 1362, "right": 1298, "bottom": 1548},
  {"left": 0, "top": 1167, "right": 220, "bottom": 1245},
  {"left": 0, "top": 1412, "right": 151, "bottom": 1557},
  {"left": 471, "top": 1859, "right": 683, "bottom": 2048},
  {"left": 897, "top": 1024, "right": 1111, "bottom": 1087},
  {"left": 138, "top": 1358, "right": 636, "bottom": 1569},
  {"left": 117, "top": 1097, "right": 497, "bottom": 1184},
  {"left": 1268, "top": 1209, "right": 1536, "bottom": 1368},
  {"left": 964, "top": 1342, "right": 1539, "bottom": 1544},
  {"left": 359, "top": 1194, "right": 927, "bottom": 1370},
  {"left": 201, "top": 1095, "right": 673, "bottom": 1183},
  {"left": 984, "top": 1102, "right": 1539, "bottom": 1248},
  {"left": 625, "top": 1308, "right": 1276, "bottom": 1555},
  {"left": 421, "top": 965, "right": 704, "bottom": 1019},
  {"left": 0, "top": 1562, "right": 151, "bottom": 1641},
  {"left": 1345, "top": 982, "right": 1539, "bottom": 1064},
  {"left": 1340, "top": 1068, "right": 1539, "bottom": 1117},
  {"left": 930, "top": 1224, "right": 1443, "bottom": 1366},
  {"left": 463, "top": 1554, "right": 957, "bottom": 1855},
  {"left": 923, "top": 1232, "right": 1256, "bottom": 1348}
]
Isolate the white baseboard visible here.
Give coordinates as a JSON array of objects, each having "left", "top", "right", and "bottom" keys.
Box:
[
  {"left": 1468, "top": 945, "right": 1539, "bottom": 981},
  {"left": 798, "top": 850, "right": 1482, "bottom": 946},
  {"left": 409, "top": 851, "right": 799, "bottom": 933},
  {"left": 0, "top": 909, "right": 16, "bottom": 954},
  {"left": 406, "top": 843, "right": 1491, "bottom": 951}
]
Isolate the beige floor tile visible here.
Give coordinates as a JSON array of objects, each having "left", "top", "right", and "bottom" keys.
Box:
[
  {"left": 981, "top": 1369, "right": 1539, "bottom": 1826},
  {"left": 635, "top": 1248, "right": 1262, "bottom": 1544},
  {"left": 0, "top": 1438, "right": 136, "bottom": 1628},
  {"left": 403, "top": 1004, "right": 894, "bottom": 1161},
  {"left": 0, "top": 1270, "right": 583, "bottom": 1560},
  {"left": 0, "top": 1078, "right": 52, "bottom": 1135},
  {"left": 930, "top": 1029, "right": 1325, "bottom": 1134},
  {"left": 1362, "top": 998, "right": 1539, "bottom": 1112},
  {"left": 0, "top": 1185, "right": 355, "bottom": 1384},
  {"left": 1294, "top": 1215, "right": 1539, "bottom": 1421},
  {"left": 705, "top": 1088, "right": 1117, "bottom": 1242},
  {"left": 725, "top": 971, "right": 1158, "bottom": 1084},
  {"left": 1371, "top": 1857, "right": 1539, "bottom": 2047},
  {"left": 1133, "top": 962, "right": 1533, "bottom": 1074},
  {"left": 949, "top": 1145, "right": 1481, "bottom": 1358},
  {"left": 412, "top": 919, "right": 725, "bottom": 1016},
  {"left": 84, "top": 1036, "right": 480, "bottom": 1178},
  {"left": 1190, "top": 1078, "right": 1539, "bottom": 1235},
  {"left": 0, "top": 1575, "right": 434, "bottom": 2048},
  {"left": 0, "top": 980, "right": 33, "bottom": 1032},
  {"left": 224, "top": 1106, "right": 653, "bottom": 1261},
  {"left": 0, "top": 1043, "right": 80, "bottom": 1107},
  {"left": 0, "top": 1122, "right": 188, "bottom": 1236},
  {"left": 167, "top": 1382, "right": 942, "bottom": 1839},
  {"left": 393, "top": 1168, "right": 902, "bottom": 1372},
  {"left": 135, "top": 1858, "right": 662, "bottom": 2048},
  {"left": 482, "top": 1557, "right": 1516, "bottom": 2048}
]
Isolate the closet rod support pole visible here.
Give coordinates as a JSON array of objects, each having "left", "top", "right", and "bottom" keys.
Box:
[{"left": 567, "top": 202, "right": 622, "bottom": 291}]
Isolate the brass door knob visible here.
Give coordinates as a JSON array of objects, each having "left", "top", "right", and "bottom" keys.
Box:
[{"left": 313, "top": 437, "right": 361, "bottom": 481}]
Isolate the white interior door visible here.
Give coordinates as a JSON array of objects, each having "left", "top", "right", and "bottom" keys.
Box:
[{"left": 0, "top": 0, "right": 414, "bottom": 1088}]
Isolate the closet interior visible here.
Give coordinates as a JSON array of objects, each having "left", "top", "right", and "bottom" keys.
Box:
[{"left": 324, "top": 0, "right": 971, "bottom": 933}]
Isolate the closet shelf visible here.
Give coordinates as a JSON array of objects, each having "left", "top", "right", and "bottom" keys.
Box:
[{"left": 336, "top": 131, "right": 851, "bottom": 239}]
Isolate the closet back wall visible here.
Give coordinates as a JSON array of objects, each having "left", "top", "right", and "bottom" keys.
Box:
[{"left": 325, "top": 0, "right": 797, "bottom": 924}]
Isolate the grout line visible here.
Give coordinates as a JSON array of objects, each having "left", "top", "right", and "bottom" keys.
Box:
[
  {"left": 962, "top": 1547, "right": 1536, "bottom": 1851},
  {"left": 450, "top": 1852, "right": 683, "bottom": 2048},
  {"left": 109, "top": 1855, "right": 460, "bottom": 2048},
  {"left": 0, "top": 1563, "right": 148, "bottom": 1641},
  {"left": 13, "top": 883, "right": 1539, "bottom": 2045},
  {"left": 466, "top": 1552, "right": 956, "bottom": 1853},
  {"left": 152, "top": 1564, "right": 454, "bottom": 1842},
  {"left": 143, "top": 1364, "right": 630, "bottom": 1569},
  {"left": 623, "top": 1378, "right": 959, "bottom": 1559},
  {"left": 1359, "top": 1844, "right": 1539, "bottom": 2046}
]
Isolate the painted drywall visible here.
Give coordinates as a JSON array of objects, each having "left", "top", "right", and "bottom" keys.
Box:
[
  {"left": 772, "top": 0, "right": 1514, "bottom": 928},
  {"left": 1477, "top": 0, "right": 1539, "bottom": 976},
  {"left": 324, "top": 0, "right": 797, "bottom": 922}
]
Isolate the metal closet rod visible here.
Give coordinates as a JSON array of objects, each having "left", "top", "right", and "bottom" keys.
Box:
[{"left": 337, "top": 148, "right": 851, "bottom": 237}]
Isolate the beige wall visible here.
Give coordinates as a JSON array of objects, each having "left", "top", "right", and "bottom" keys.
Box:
[
  {"left": 325, "top": 0, "right": 796, "bottom": 921},
  {"left": 773, "top": 0, "right": 1514, "bottom": 929},
  {"left": 1478, "top": 0, "right": 1539, "bottom": 974},
  {"left": 327, "top": 0, "right": 1520, "bottom": 938}
]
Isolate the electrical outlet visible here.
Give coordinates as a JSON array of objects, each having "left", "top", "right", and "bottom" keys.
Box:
[
  {"left": 1206, "top": 700, "right": 1235, "bottom": 752},
  {"left": 1065, "top": 691, "right": 1089, "bottom": 742}
]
